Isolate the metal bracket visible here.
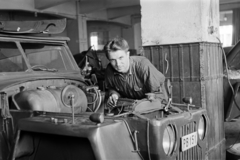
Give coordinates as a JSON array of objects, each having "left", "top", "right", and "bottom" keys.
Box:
[{"left": 132, "top": 130, "right": 140, "bottom": 152}]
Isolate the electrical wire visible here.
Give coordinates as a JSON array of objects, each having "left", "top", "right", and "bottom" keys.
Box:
[
  {"left": 93, "top": 90, "right": 102, "bottom": 112},
  {"left": 116, "top": 104, "right": 124, "bottom": 115},
  {"left": 120, "top": 119, "right": 144, "bottom": 160},
  {"left": 87, "top": 88, "right": 98, "bottom": 105},
  {"left": 165, "top": 53, "right": 169, "bottom": 74},
  {"left": 219, "top": 39, "right": 240, "bottom": 112},
  {"left": 87, "top": 107, "right": 93, "bottom": 112},
  {"left": 216, "top": 37, "right": 240, "bottom": 112},
  {"left": 216, "top": 37, "right": 240, "bottom": 150}
]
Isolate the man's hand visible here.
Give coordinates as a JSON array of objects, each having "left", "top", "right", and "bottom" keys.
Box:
[{"left": 107, "top": 94, "right": 119, "bottom": 108}]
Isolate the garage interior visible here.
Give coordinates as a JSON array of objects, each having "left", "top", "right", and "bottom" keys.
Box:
[{"left": 0, "top": 0, "right": 240, "bottom": 160}]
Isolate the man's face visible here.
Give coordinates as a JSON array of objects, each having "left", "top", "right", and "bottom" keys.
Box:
[{"left": 108, "top": 50, "right": 130, "bottom": 73}]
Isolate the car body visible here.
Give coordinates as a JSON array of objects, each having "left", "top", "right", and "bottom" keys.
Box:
[{"left": 10, "top": 97, "right": 209, "bottom": 160}]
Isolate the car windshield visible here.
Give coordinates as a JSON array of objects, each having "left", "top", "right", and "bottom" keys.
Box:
[
  {"left": 0, "top": 41, "right": 77, "bottom": 73},
  {"left": 21, "top": 42, "right": 75, "bottom": 72}
]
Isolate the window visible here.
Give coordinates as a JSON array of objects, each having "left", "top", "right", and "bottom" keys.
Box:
[
  {"left": 219, "top": 25, "right": 232, "bottom": 47},
  {"left": 90, "top": 31, "right": 108, "bottom": 50},
  {"left": 220, "top": 11, "right": 233, "bottom": 47},
  {"left": 90, "top": 32, "right": 98, "bottom": 50},
  {"left": 21, "top": 43, "right": 75, "bottom": 71}
]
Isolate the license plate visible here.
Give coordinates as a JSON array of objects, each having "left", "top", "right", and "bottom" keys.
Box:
[{"left": 181, "top": 132, "right": 197, "bottom": 151}]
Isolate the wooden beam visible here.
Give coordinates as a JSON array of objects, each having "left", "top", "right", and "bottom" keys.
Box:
[{"left": 35, "top": 0, "right": 75, "bottom": 10}]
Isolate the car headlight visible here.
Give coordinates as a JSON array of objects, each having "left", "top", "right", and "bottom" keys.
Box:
[
  {"left": 198, "top": 116, "right": 206, "bottom": 140},
  {"left": 163, "top": 125, "right": 176, "bottom": 155}
]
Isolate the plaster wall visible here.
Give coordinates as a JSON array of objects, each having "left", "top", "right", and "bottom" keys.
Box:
[
  {"left": 67, "top": 19, "right": 80, "bottom": 55},
  {"left": 0, "top": 0, "right": 35, "bottom": 10},
  {"left": 122, "top": 27, "right": 134, "bottom": 50},
  {"left": 140, "top": 0, "right": 220, "bottom": 46},
  {"left": 113, "top": 15, "right": 131, "bottom": 26},
  {"left": 220, "top": 11, "right": 232, "bottom": 26},
  {"left": 43, "top": 2, "right": 76, "bottom": 18}
]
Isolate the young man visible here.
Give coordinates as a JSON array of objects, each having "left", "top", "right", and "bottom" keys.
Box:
[{"left": 104, "top": 37, "right": 167, "bottom": 108}]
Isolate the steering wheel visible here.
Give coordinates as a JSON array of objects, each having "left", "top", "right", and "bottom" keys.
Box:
[
  {"left": 25, "top": 65, "right": 48, "bottom": 72},
  {"left": 31, "top": 65, "right": 48, "bottom": 70}
]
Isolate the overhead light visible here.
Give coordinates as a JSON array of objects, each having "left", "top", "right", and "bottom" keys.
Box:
[{"left": 224, "top": 14, "right": 227, "bottom": 21}]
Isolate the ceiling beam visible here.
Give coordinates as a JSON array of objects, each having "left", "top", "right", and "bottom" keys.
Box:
[
  {"left": 220, "top": 0, "right": 240, "bottom": 4},
  {"left": 35, "top": 0, "right": 75, "bottom": 10},
  {"left": 79, "top": 1, "right": 107, "bottom": 14},
  {"left": 106, "top": 0, "right": 139, "bottom": 8},
  {"left": 107, "top": 5, "right": 140, "bottom": 19},
  {"left": 79, "top": 0, "right": 140, "bottom": 14},
  {"left": 220, "top": 2, "right": 240, "bottom": 11}
]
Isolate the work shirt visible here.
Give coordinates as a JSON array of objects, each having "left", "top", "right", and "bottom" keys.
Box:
[{"left": 105, "top": 56, "right": 167, "bottom": 100}]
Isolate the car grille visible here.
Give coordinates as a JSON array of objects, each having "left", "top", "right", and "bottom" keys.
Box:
[{"left": 177, "top": 121, "right": 202, "bottom": 160}]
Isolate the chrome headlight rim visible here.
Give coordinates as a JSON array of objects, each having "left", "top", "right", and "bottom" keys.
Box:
[
  {"left": 162, "top": 124, "right": 176, "bottom": 156},
  {"left": 198, "top": 115, "right": 206, "bottom": 140}
]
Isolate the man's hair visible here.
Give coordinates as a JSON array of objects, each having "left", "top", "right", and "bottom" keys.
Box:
[{"left": 104, "top": 37, "right": 129, "bottom": 59}]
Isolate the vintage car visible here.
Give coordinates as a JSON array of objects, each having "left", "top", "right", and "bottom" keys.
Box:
[
  {"left": 0, "top": 20, "right": 209, "bottom": 160},
  {"left": 0, "top": 19, "right": 101, "bottom": 160}
]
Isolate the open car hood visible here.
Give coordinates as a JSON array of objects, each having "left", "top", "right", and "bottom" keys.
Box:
[{"left": 0, "top": 19, "right": 66, "bottom": 34}]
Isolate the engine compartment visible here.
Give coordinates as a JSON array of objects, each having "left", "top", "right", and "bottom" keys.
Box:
[
  {"left": 12, "top": 86, "right": 88, "bottom": 113},
  {"left": 1, "top": 79, "right": 103, "bottom": 114}
]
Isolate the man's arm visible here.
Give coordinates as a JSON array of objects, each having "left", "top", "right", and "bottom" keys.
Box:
[
  {"left": 105, "top": 84, "right": 121, "bottom": 108},
  {"left": 140, "top": 58, "right": 165, "bottom": 92},
  {"left": 104, "top": 67, "right": 121, "bottom": 107},
  {"left": 107, "top": 89, "right": 121, "bottom": 98},
  {"left": 138, "top": 58, "right": 168, "bottom": 100},
  {"left": 104, "top": 68, "right": 121, "bottom": 98}
]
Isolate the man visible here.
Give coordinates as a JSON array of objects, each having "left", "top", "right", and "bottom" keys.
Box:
[{"left": 104, "top": 37, "right": 167, "bottom": 108}]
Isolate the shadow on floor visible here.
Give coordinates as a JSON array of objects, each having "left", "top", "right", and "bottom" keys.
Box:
[{"left": 225, "top": 119, "right": 240, "bottom": 160}]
